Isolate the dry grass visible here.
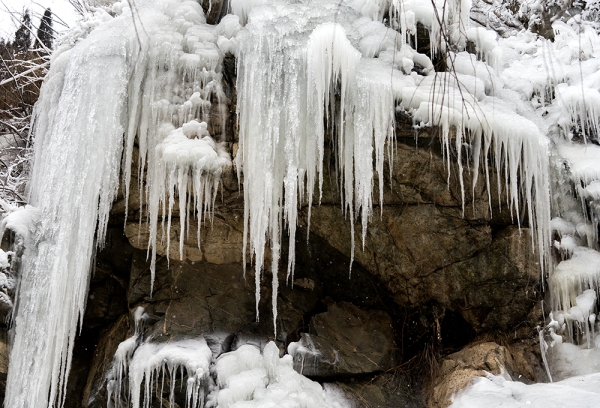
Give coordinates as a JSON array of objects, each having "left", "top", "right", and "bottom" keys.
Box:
[{"left": 0, "top": 43, "right": 48, "bottom": 204}]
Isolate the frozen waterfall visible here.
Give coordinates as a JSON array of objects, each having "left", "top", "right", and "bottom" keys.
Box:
[
  {"left": 4, "top": 18, "right": 134, "bottom": 408},
  {"left": 4, "top": 0, "right": 595, "bottom": 407}
]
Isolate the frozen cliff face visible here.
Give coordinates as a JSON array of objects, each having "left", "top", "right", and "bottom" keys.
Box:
[{"left": 7, "top": 0, "right": 600, "bottom": 406}]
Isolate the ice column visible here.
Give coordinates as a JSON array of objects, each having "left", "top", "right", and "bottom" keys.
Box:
[{"left": 4, "top": 22, "right": 134, "bottom": 408}]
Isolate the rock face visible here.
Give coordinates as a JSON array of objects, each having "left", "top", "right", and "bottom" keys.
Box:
[
  {"left": 66, "top": 124, "right": 545, "bottom": 407},
  {"left": 0, "top": 113, "right": 546, "bottom": 408}
]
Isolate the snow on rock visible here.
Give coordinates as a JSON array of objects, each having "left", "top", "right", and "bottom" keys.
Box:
[
  {"left": 579, "top": 180, "right": 600, "bottom": 201},
  {"left": 558, "top": 142, "right": 600, "bottom": 185},
  {"left": 109, "top": 338, "right": 213, "bottom": 408},
  {"left": 0, "top": 203, "right": 40, "bottom": 246},
  {"left": 0, "top": 249, "right": 9, "bottom": 270},
  {"left": 550, "top": 248, "right": 600, "bottom": 314},
  {"left": 128, "top": 340, "right": 212, "bottom": 408},
  {"left": 466, "top": 27, "right": 501, "bottom": 69},
  {"left": 107, "top": 339, "right": 352, "bottom": 408},
  {"left": 150, "top": 121, "right": 230, "bottom": 286},
  {"left": 229, "top": 0, "right": 268, "bottom": 26}
]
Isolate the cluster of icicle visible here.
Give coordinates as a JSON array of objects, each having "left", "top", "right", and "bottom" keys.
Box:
[
  {"left": 4, "top": 13, "right": 135, "bottom": 408},
  {"left": 150, "top": 120, "right": 231, "bottom": 290},
  {"left": 484, "top": 7, "right": 600, "bottom": 371},
  {"left": 106, "top": 308, "right": 212, "bottom": 408},
  {"left": 117, "top": 1, "right": 235, "bottom": 285},
  {"left": 2, "top": 0, "right": 560, "bottom": 406},
  {"left": 528, "top": 18, "right": 600, "bottom": 347},
  {"left": 107, "top": 323, "right": 350, "bottom": 408},
  {"left": 3, "top": 1, "right": 233, "bottom": 407},
  {"left": 237, "top": 0, "right": 551, "bottom": 336}
]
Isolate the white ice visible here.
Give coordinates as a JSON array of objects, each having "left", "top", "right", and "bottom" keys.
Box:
[
  {"left": 6, "top": 1, "right": 595, "bottom": 406},
  {"left": 109, "top": 337, "right": 212, "bottom": 408},
  {"left": 4, "top": 1, "right": 231, "bottom": 407},
  {"left": 0, "top": 249, "right": 9, "bottom": 270},
  {"left": 214, "top": 342, "right": 352, "bottom": 408},
  {"left": 4, "top": 12, "right": 135, "bottom": 408}
]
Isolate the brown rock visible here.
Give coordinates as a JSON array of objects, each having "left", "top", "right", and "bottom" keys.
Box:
[
  {"left": 292, "top": 302, "right": 395, "bottom": 377},
  {"left": 430, "top": 342, "right": 518, "bottom": 408},
  {"left": 83, "top": 315, "right": 130, "bottom": 408},
  {"left": 423, "top": 226, "right": 541, "bottom": 331}
]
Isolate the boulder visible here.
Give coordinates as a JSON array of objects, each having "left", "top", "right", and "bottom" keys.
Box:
[
  {"left": 430, "top": 342, "right": 520, "bottom": 408},
  {"left": 291, "top": 302, "right": 395, "bottom": 378}
]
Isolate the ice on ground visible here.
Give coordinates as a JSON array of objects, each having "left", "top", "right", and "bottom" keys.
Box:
[
  {"left": 107, "top": 338, "right": 352, "bottom": 408},
  {"left": 451, "top": 372, "right": 600, "bottom": 408},
  {"left": 214, "top": 342, "right": 352, "bottom": 408},
  {"left": 549, "top": 342, "right": 600, "bottom": 381}
]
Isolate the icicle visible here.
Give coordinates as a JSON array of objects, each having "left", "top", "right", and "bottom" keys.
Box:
[
  {"left": 150, "top": 121, "right": 230, "bottom": 275},
  {"left": 6, "top": 2, "right": 232, "bottom": 406},
  {"left": 4, "top": 19, "right": 135, "bottom": 408},
  {"left": 108, "top": 336, "right": 212, "bottom": 408},
  {"left": 236, "top": 3, "right": 400, "bottom": 325}
]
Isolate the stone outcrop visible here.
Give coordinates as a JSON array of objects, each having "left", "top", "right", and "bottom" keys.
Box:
[
  {"left": 65, "top": 122, "right": 545, "bottom": 407},
  {"left": 63, "top": 111, "right": 547, "bottom": 407}
]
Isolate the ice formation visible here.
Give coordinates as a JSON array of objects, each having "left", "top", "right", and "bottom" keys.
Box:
[
  {"left": 3, "top": 1, "right": 233, "bottom": 407},
  {"left": 6, "top": 0, "right": 600, "bottom": 405},
  {"left": 151, "top": 120, "right": 231, "bottom": 284},
  {"left": 213, "top": 342, "right": 350, "bottom": 408},
  {"left": 4, "top": 14, "right": 135, "bottom": 408},
  {"left": 107, "top": 337, "right": 351, "bottom": 408},
  {"left": 109, "top": 338, "right": 213, "bottom": 408},
  {"left": 236, "top": 0, "right": 551, "bottom": 338},
  {"left": 456, "top": 3, "right": 600, "bottom": 401},
  {"left": 0, "top": 249, "right": 8, "bottom": 270}
]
